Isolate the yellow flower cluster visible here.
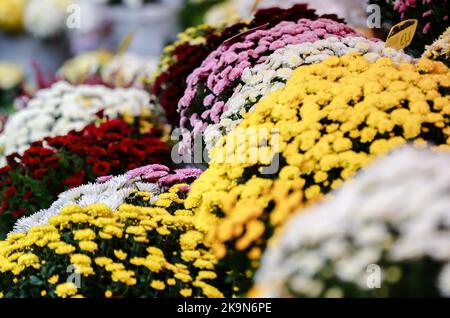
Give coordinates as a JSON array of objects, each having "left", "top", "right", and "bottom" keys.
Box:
[
  {"left": 0, "top": 62, "right": 24, "bottom": 90},
  {"left": 0, "top": 185, "right": 224, "bottom": 298},
  {"left": 0, "top": 0, "right": 25, "bottom": 33},
  {"left": 185, "top": 54, "right": 450, "bottom": 291}
]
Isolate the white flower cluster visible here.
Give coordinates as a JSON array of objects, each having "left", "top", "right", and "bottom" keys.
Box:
[
  {"left": 100, "top": 53, "right": 159, "bottom": 88},
  {"left": 24, "top": 0, "right": 70, "bottom": 39},
  {"left": 204, "top": 37, "right": 414, "bottom": 150},
  {"left": 423, "top": 26, "right": 450, "bottom": 65},
  {"left": 11, "top": 173, "right": 160, "bottom": 235},
  {"left": 0, "top": 81, "right": 156, "bottom": 159},
  {"left": 255, "top": 146, "right": 450, "bottom": 297}
]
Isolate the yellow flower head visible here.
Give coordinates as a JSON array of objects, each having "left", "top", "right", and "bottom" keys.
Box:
[{"left": 55, "top": 282, "right": 78, "bottom": 298}]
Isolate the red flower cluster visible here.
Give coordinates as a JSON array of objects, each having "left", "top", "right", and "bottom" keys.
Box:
[
  {"left": 152, "top": 4, "right": 343, "bottom": 128},
  {"left": 0, "top": 119, "right": 171, "bottom": 238}
]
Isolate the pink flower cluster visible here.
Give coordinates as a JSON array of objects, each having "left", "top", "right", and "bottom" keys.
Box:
[
  {"left": 126, "top": 164, "right": 170, "bottom": 180},
  {"left": 97, "top": 164, "right": 203, "bottom": 190},
  {"left": 177, "top": 18, "right": 358, "bottom": 153}
]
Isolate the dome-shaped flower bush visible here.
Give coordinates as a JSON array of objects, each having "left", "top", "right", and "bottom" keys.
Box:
[
  {"left": 254, "top": 147, "right": 450, "bottom": 297},
  {"left": 0, "top": 81, "right": 164, "bottom": 160},
  {"left": 423, "top": 26, "right": 450, "bottom": 67},
  {"left": 0, "top": 183, "right": 227, "bottom": 298},
  {"left": 178, "top": 18, "right": 359, "bottom": 155},
  {"left": 204, "top": 36, "right": 414, "bottom": 150},
  {"left": 0, "top": 119, "right": 171, "bottom": 238},
  {"left": 153, "top": 4, "right": 341, "bottom": 127},
  {"left": 184, "top": 55, "right": 450, "bottom": 294}
]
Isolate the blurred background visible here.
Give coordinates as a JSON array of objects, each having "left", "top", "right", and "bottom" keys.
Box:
[{"left": 0, "top": 0, "right": 371, "bottom": 84}]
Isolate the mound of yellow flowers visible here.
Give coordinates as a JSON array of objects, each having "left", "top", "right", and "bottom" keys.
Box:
[
  {"left": 0, "top": 185, "right": 228, "bottom": 298},
  {"left": 185, "top": 54, "right": 450, "bottom": 294}
]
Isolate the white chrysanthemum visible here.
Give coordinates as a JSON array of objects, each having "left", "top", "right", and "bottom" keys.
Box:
[
  {"left": 204, "top": 37, "right": 414, "bottom": 150},
  {"left": 24, "top": 0, "right": 70, "bottom": 39},
  {"left": 255, "top": 147, "right": 450, "bottom": 297},
  {"left": 100, "top": 53, "right": 159, "bottom": 88},
  {"left": 11, "top": 173, "right": 161, "bottom": 235},
  {"left": 0, "top": 81, "right": 160, "bottom": 162}
]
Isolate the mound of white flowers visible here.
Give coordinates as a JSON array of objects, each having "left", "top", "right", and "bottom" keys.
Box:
[
  {"left": 254, "top": 146, "right": 450, "bottom": 298},
  {"left": 0, "top": 81, "right": 161, "bottom": 160}
]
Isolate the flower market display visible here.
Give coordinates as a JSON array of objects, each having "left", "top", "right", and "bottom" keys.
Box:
[
  {"left": 178, "top": 17, "right": 358, "bottom": 155},
  {"left": 204, "top": 36, "right": 414, "bottom": 150},
  {"left": 423, "top": 26, "right": 450, "bottom": 67},
  {"left": 0, "top": 119, "right": 171, "bottom": 239},
  {"left": 254, "top": 147, "right": 450, "bottom": 297},
  {"left": 0, "top": 81, "right": 164, "bottom": 160},
  {"left": 0, "top": 3, "right": 449, "bottom": 300},
  {"left": 183, "top": 55, "right": 449, "bottom": 294}
]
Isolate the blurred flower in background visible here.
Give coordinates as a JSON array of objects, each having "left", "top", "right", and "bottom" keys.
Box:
[
  {"left": 369, "top": 0, "right": 449, "bottom": 57},
  {"left": 24, "top": 0, "right": 71, "bottom": 39},
  {"left": 204, "top": 0, "right": 369, "bottom": 30},
  {"left": 58, "top": 50, "right": 114, "bottom": 83},
  {"left": 0, "top": 62, "right": 24, "bottom": 117},
  {"left": 0, "top": 0, "right": 25, "bottom": 33},
  {"left": 0, "top": 63, "right": 23, "bottom": 91}
]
